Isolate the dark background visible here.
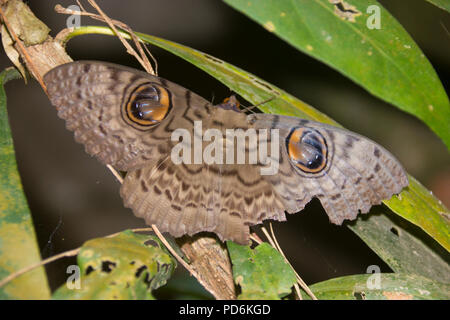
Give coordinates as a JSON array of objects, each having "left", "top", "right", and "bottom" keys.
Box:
[{"left": 1, "top": 0, "right": 449, "bottom": 297}]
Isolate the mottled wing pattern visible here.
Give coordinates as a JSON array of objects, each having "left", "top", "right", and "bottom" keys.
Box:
[
  {"left": 121, "top": 108, "right": 286, "bottom": 244},
  {"left": 249, "top": 114, "right": 409, "bottom": 224},
  {"left": 44, "top": 61, "right": 211, "bottom": 171},
  {"left": 120, "top": 161, "right": 286, "bottom": 244},
  {"left": 45, "top": 61, "right": 287, "bottom": 244}
]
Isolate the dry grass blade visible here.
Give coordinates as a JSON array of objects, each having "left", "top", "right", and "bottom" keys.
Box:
[
  {"left": 55, "top": 1, "right": 157, "bottom": 75},
  {"left": 0, "top": 248, "right": 80, "bottom": 289},
  {"left": 86, "top": 0, "right": 154, "bottom": 75},
  {"left": 261, "top": 224, "right": 318, "bottom": 300},
  {"left": 106, "top": 164, "right": 124, "bottom": 183},
  {"left": 250, "top": 232, "right": 264, "bottom": 244}
]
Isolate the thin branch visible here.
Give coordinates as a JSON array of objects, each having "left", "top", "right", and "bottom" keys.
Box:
[
  {"left": 106, "top": 164, "right": 123, "bottom": 184},
  {"left": 261, "top": 226, "right": 303, "bottom": 299},
  {"left": 87, "top": 0, "right": 153, "bottom": 74},
  {"left": 250, "top": 232, "right": 263, "bottom": 244},
  {"left": 0, "top": 248, "right": 79, "bottom": 288},
  {"left": 267, "top": 225, "right": 303, "bottom": 300}
]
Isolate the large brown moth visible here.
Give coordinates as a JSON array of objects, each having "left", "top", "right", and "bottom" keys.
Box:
[{"left": 44, "top": 61, "right": 409, "bottom": 244}]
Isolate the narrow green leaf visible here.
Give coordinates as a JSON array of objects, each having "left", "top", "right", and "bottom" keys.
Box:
[
  {"left": 227, "top": 242, "right": 296, "bottom": 299},
  {"left": 52, "top": 230, "right": 176, "bottom": 300},
  {"left": 306, "top": 273, "right": 450, "bottom": 300},
  {"left": 423, "top": 0, "right": 450, "bottom": 12},
  {"left": 65, "top": 27, "right": 450, "bottom": 262},
  {"left": 348, "top": 207, "right": 450, "bottom": 283},
  {"left": 0, "top": 68, "right": 51, "bottom": 299},
  {"left": 224, "top": 0, "right": 450, "bottom": 149}
]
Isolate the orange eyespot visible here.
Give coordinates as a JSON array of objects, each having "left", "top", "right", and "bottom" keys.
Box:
[
  {"left": 287, "top": 127, "right": 327, "bottom": 174},
  {"left": 125, "top": 83, "right": 171, "bottom": 126}
]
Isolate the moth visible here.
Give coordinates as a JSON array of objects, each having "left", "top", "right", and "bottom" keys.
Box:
[{"left": 44, "top": 61, "right": 409, "bottom": 244}]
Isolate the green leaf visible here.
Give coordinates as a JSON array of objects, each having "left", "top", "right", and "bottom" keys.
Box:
[
  {"left": 0, "top": 68, "right": 51, "bottom": 299},
  {"left": 348, "top": 207, "right": 450, "bottom": 283},
  {"left": 227, "top": 242, "right": 296, "bottom": 299},
  {"left": 65, "top": 27, "right": 450, "bottom": 264},
  {"left": 423, "top": 0, "right": 450, "bottom": 12},
  {"left": 384, "top": 176, "right": 450, "bottom": 252},
  {"left": 52, "top": 230, "right": 176, "bottom": 300},
  {"left": 223, "top": 0, "right": 450, "bottom": 149},
  {"left": 306, "top": 273, "right": 450, "bottom": 300}
]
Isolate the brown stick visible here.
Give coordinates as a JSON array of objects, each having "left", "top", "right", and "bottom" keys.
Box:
[{"left": 176, "top": 236, "right": 236, "bottom": 300}]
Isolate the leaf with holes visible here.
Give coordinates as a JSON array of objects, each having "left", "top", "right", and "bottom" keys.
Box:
[
  {"left": 0, "top": 68, "right": 51, "bottom": 299},
  {"left": 52, "top": 230, "right": 176, "bottom": 300},
  {"left": 348, "top": 207, "right": 450, "bottom": 283},
  {"left": 305, "top": 273, "right": 450, "bottom": 300},
  {"left": 227, "top": 242, "right": 296, "bottom": 299}
]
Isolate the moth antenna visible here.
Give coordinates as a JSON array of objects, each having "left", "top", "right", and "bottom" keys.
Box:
[
  {"left": 216, "top": 94, "right": 277, "bottom": 114},
  {"left": 209, "top": 93, "right": 216, "bottom": 105},
  {"left": 240, "top": 95, "right": 277, "bottom": 114}
]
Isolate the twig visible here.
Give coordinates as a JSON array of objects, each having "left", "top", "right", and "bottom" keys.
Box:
[
  {"left": 269, "top": 224, "right": 317, "bottom": 300},
  {"left": 87, "top": 0, "right": 154, "bottom": 74},
  {"left": 261, "top": 226, "right": 302, "bottom": 299},
  {"left": 0, "top": 248, "right": 79, "bottom": 289},
  {"left": 152, "top": 225, "right": 227, "bottom": 299},
  {"left": 267, "top": 225, "right": 303, "bottom": 300},
  {"left": 250, "top": 232, "right": 263, "bottom": 244},
  {"left": 106, "top": 164, "right": 123, "bottom": 184},
  {"left": 150, "top": 226, "right": 193, "bottom": 273}
]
